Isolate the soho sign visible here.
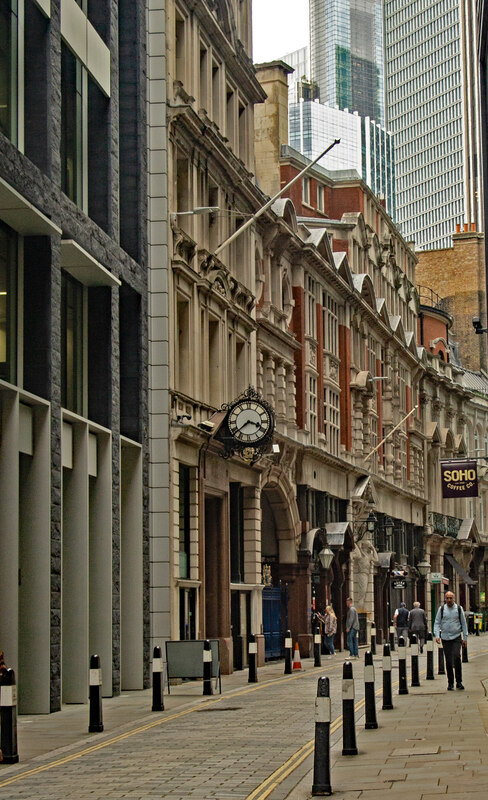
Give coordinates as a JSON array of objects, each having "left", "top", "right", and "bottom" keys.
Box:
[{"left": 440, "top": 459, "right": 478, "bottom": 499}]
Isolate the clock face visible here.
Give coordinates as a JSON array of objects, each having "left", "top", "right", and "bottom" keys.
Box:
[{"left": 228, "top": 400, "right": 272, "bottom": 443}]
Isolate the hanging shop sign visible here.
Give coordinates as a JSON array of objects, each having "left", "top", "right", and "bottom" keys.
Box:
[
  {"left": 391, "top": 579, "right": 407, "bottom": 590},
  {"left": 440, "top": 459, "right": 478, "bottom": 499}
]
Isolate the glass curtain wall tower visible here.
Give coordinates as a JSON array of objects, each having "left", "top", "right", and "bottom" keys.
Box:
[
  {"left": 385, "top": 0, "right": 481, "bottom": 249},
  {"left": 310, "top": 0, "right": 385, "bottom": 124}
]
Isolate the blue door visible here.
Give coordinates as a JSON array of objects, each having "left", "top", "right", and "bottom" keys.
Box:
[{"left": 262, "top": 587, "right": 283, "bottom": 659}]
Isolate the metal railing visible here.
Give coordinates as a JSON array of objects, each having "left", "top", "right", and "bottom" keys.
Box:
[
  {"left": 416, "top": 285, "right": 445, "bottom": 310},
  {"left": 429, "top": 512, "right": 462, "bottom": 539}
]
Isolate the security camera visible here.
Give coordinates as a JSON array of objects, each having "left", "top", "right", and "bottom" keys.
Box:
[
  {"left": 198, "top": 420, "right": 215, "bottom": 433},
  {"left": 472, "top": 316, "right": 488, "bottom": 334}
]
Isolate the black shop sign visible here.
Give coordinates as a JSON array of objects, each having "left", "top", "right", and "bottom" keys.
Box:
[
  {"left": 440, "top": 459, "right": 478, "bottom": 499},
  {"left": 392, "top": 579, "right": 407, "bottom": 590}
]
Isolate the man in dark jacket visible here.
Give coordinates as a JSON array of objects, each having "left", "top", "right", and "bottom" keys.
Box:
[
  {"left": 394, "top": 601, "right": 409, "bottom": 643},
  {"left": 409, "top": 601, "right": 427, "bottom": 652}
]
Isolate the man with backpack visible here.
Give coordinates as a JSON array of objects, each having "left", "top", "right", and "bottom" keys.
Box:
[
  {"left": 434, "top": 590, "right": 468, "bottom": 690},
  {"left": 394, "top": 601, "right": 410, "bottom": 643}
]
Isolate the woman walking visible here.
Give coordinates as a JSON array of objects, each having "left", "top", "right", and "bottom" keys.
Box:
[{"left": 323, "top": 606, "right": 337, "bottom": 656}]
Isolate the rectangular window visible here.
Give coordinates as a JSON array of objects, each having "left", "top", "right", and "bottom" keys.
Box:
[
  {"left": 324, "top": 387, "right": 340, "bottom": 456},
  {"left": 176, "top": 295, "right": 190, "bottom": 394},
  {"left": 0, "top": 221, "right": 16, "bottom": 383},
  {"left": 61, "top": 43, "right": 83, "bottom": 206},
  {"left": 61, "top": 273, "right": 84, "bottom": 414},
  {"left": 179, "top": 464, "right": 190, "bottom": 579},
  {"left": 305, "top": 275, "right": 316, "bottom": 337},
  {"left": 307, "top": 375, "right": 317, "bottom": 444},
  {"left": 317, "top": 184, "right": 324, "bottom": 212},
  {"left": 0, "top": 0, "right": 18, "bottom": 144},
  {"left": 302, "top": 176, "right": 310, "bottom": 205}
]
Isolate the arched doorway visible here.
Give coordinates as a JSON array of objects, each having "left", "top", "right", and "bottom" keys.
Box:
[{"left": 260, "top": 470, "right": 300, "bottom": 659}]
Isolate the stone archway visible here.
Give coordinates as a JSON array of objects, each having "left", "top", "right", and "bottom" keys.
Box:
[{"left": 260, "top": 468, "right": 301, "bottom": 648}]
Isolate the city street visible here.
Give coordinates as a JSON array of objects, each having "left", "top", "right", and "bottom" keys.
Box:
[{"left": 1, "top": 636, "right": 488, "bottom": 799}]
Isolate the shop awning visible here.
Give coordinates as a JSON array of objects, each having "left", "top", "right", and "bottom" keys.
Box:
[
  {"left": 444, "top": 553, "right": 477, "bottom": 585},
  {"left": 325, "top": 522, "right": 353, "bottom": 547}
]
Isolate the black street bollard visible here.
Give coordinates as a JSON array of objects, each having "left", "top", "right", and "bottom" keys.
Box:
[
  {"left": 314, "top": 626, "right": 322, "bottom": 668},
  {"left": 203, "top": 639, "right": 213, "bottom": 695},
  {"left": 364, "top": 651, "right": 378, "bottom": 730},
  {"left": 398, "top": 635, "right": 408, "bottom": 695},
  {"left": 152, "top": 645, "right": 164, "bottom": 711},
  {"left": 284, "top": 630, "right": 293, "bottom": 675},
  {"left": 476, "top": 616, "right": 480, "bottom": 636},
  {"left": 342, "top": 661, "right": 358, "bottom": 755},
  {"left": 426, "top": 632, "right": 435, "bottom": 680},
  {"left": 410, "top": 634, "right": 420, "bottom": 687},
  {"left": 382, "top": 643, "right": 393, "bottom": 710},
  {"left": 389, "top": 622, "right": 396, "bottom": 652},
  {"left": 311, "top": 676, "right": 332, "bottom": 796},
  {"left": 462, "top": 639, "right": 469, "bottom": 663},
  {"left": 88, "top": 654, "right": 104, "bottom": 733},
  {"left": 370, "top": 622, "right": 376, "bottom": 655},
  {"left": 437, "top": 638, "right": 445, "bottom": 675},
  {"left": 248, "top": 633, "right": 258, "bottom": 683},
  {"left": 0, "top": 668, "right": 19, "bottom": 763}
]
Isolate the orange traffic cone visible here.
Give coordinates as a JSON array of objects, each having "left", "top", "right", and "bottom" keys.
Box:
[{"left": 292, "top": 642, "right": 302, "bottom": 671}]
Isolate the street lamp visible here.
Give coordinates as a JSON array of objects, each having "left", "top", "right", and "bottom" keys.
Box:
[
  {"left": 417, "top": 558, "right": 431, "bottom": 579},
  {"left": 317, "top": 546, "right": 334, "bottom": 570},
  {"left": 170, "top": 206, "right": 220, "bottom": 228},
  {"left": 354, "top": 509, "right": 378, "bottom": 541}
]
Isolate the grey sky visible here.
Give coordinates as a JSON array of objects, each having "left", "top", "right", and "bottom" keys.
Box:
[{"left": 252, "top": 0, "right": 309, "bottom": 64}]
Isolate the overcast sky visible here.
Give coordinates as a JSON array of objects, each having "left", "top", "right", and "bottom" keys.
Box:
[{"left": 252, "top": 0, "right": 310, "bottom": 63}]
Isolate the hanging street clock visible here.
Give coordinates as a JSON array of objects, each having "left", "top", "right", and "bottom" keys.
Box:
[{"left": 219, "top": 387, "right": 275, "bottom": 465}]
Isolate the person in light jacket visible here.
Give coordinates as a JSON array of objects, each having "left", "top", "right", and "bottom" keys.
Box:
[
  {"left": 345, "top": 597, "right": 359, "bottom": 658},
  {"left": 433, "top": 591, "right": 468, "bottom": 691},
  {"left": 323, "top": 606, "right": 337, "bottom": 657}
]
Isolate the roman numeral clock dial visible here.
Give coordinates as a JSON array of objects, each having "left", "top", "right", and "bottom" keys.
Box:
[{"left": 228, "top": 400, "right": 271, "bottom": 443}]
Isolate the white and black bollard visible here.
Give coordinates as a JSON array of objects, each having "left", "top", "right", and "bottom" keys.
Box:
[
  {"left": 389, "top": 623, "right": 396, "bottom": 652},
  {"left": 370, "top": 622, "right": 376, "bottom": 655},
  {"left": 0, "top": 668, "right": 19, "bottom": 764},
  {"left": 152, "top": 645, "right": 164, "bottom": 711},
  {"left": 314, "top": 626, "right": 322, "bottom": 668},
  {"left": 248, "top": 633, "right": 258, "bottom": 683},
  {"left": 437, "top": 638, "right": 445, "bottom": 675},
  {"left": 88, "top": 654, "right": 104, "bottom": 733},
  {"left": 410, "top": 633, "right": 420, "bottom": 687},
  {"left": 398, "top": 635, "right": 408, "bottom": 695},
  {"left": 284, "top": 629, "right": 293, "bottom": 675},
  {"left": 382, "top": 643, "right": 393, "bottom": 710},
  {"left": 311, "top": 676, "right": 332, "bottom": 796},
  {"left": 342, "top": 661, "right": 358, "bottom": 755},
  {"left": 426, "top": 632, "right": 435, "bottom": 680},
  {"left": 364, "top": 651, "right": 378, "bottom": 730},
  {"left": 203, "top": 639, "right": 213, "bottom": 695}
]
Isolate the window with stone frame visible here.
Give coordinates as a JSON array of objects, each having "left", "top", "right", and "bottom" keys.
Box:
[
  {"left": 305, "top": 274, "right": 316, "bottom": 337},
  {"left": 307, "top": 373, "right": 317, "bottom": 444},
  {"left": 322, "top": 291, "right": 338, "bottom": 355},
  {"left": 324, "top": 385, "right": 340, "bottom": 455},
  {"left": 302, "top": 176, "right": 311, "bottom": 205}
]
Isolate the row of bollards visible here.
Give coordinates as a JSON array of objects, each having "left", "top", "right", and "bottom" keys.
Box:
[{"left": 311, "top": 631, "right": 457, "bottom": 797}]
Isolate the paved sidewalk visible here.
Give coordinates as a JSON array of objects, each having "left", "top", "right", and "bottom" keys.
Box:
[{"left": 287, "top": 637, "right": 488, "bottom": 799}]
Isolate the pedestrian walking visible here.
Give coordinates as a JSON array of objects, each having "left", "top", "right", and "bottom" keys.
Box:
[
  {"left": 345, "top": 597, "right": 359, "bottom": 659},
  {"left": 409, "top": 601, "right": 428, "bottom": 652},
  {"left": 433, "top": 590, "right": 468, "bottom": 690},
  {"left": 323, "top": 606, "right": 337, "bottom": 657},
  {"left": 394, "top": 601, "right": 409, "bottom": 644}
]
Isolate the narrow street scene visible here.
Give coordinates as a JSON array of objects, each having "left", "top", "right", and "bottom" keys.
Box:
[
  {"left": 2, "top": 0, "right": 488, "bottom": 797},
  {"left": 1, "top": 635, "right": 488, "bottom": 799}
]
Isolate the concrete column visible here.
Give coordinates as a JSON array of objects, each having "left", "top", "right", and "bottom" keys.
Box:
[
  {"left": 89, "top": 431, "right": 113, "bottom": 696},
  {"left": 275, "top": 359, "right": 286, "bottom": 420},
  {"left": 62, "top": 421, "right": 89, "bottom": 704},
  {"left": 264, "top": 353, "right": 275, "bottom": 408},
  {"left": 256, "top": 347, "right": 264, "bottom": 394},
  {"left": 120, "top": 440, "right": 144, "bottom": 690},
  {"left": 0, "top": 393, "right": 20, "bottom": 675},
  {"left": 243, "top": 485, "right": 261, "bottom": 585}
]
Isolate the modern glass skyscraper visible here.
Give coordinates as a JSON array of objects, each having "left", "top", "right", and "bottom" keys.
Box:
[
  {"left": 385, "top": 0, "right": 481, "bottom": 249},
  {"left": 310, "top": 0, "right": 385, "bottom": 124},
  {"left": 288, "top": 100, "right": 396, "bottom": 218}
]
